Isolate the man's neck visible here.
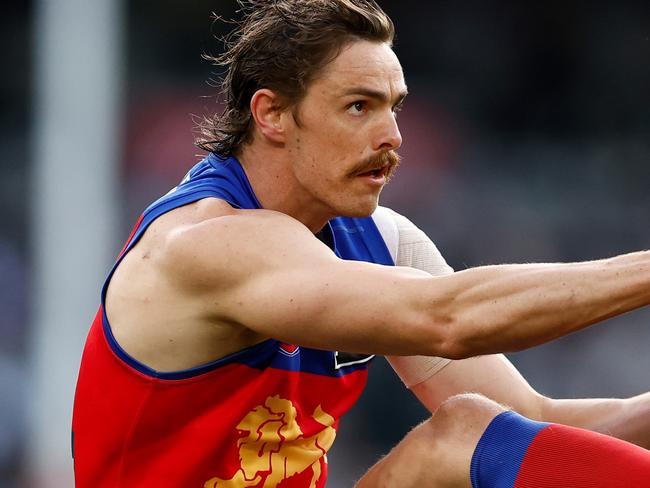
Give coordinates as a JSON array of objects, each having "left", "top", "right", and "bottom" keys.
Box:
[{"left": 236, "top": 146, "right": 333, "bottom": 233}]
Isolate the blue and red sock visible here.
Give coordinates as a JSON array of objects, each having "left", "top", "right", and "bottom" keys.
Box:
[{"left": 471, "top": 410, "right": 650, "bottom": 488}]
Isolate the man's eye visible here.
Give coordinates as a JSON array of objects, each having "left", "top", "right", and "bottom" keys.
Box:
[{"left": 347, "top": 101, "right": 366, "bottom": 115}]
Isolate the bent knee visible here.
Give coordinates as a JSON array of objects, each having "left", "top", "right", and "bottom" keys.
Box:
[
  {"left": 426, "top": 393, "right": 506, "bottom": 444},
  {"left": 363, "top": 395, "right": 507, "bottom": 486},
  {"left": 435, "top": 393, "right": 505, "bottom": 420},
  {"left": 356, "top": 396, "right": 507, "bottom": 488}
]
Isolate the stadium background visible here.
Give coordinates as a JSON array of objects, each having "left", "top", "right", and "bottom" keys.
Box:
[{"left": 1, "top": 1, "right": 649, "bottom": 486}]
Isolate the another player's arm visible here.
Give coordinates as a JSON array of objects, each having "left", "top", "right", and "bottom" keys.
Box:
[
  {"left": 408, "top": 354, "right": 650, "bottom": 449},
  {"left": 540, "top": 392, "right": 650, "bottom": 449},
  {"left": 164, "top": 209, "right": 650, "bottom": 358}
]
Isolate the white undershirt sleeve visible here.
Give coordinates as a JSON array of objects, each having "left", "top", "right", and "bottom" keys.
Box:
[{"left": 372, "top": 206, "right": 454, "bottom": 388}]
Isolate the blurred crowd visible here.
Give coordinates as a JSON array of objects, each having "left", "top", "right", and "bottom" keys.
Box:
[{"left": 1, "top": 1, "right": 649, "bottom": 486}]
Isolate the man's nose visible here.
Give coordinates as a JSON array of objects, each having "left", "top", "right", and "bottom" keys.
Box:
[{"left": 375, "top": 111, "right": 403, "bottom": 151}]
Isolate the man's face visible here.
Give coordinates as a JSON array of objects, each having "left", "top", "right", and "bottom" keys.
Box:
[{"left": 283, "top": 40, "right": 406, "bottom": 219}]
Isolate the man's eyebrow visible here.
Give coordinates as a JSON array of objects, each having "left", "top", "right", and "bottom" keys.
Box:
[{"left": 341, "top": 87, "right": 408, "bottom": 104}]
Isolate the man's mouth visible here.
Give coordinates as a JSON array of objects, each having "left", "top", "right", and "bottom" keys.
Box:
[
  {"left": 350, "top": 150, "right": 401, "bottom": 182},
  {"left": 357, "top": 166, "right": 389, "bottom": 178}
]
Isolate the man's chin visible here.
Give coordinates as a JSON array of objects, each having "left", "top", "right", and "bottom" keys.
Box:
[{"left": 336, "top": 198, "right": 380, "bottom": 219}]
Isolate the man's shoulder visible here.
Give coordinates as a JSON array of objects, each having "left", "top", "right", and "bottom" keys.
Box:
[
  {"left": 157, "top": 197, "right": 295, "bottom": 237},
  {"left": 158, "top": 199, "right": 315, "bottom": 285},
  {"left": 166, "top": 198, "right": 306, "bottom": 242}
]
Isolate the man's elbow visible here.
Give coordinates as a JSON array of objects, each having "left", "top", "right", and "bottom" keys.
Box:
[
  {"left": 430, "top": 337, "right": 474, "bottom": 360},
  {"left": 416, "top": 314, "right": 476, "bottom": 360}
]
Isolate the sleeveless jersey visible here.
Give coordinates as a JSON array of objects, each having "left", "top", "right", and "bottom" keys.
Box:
[{"left": 72, "top": 154, "right": 394, "bottom": 487}]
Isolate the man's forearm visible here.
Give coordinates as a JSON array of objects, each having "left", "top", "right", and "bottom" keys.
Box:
[
  {"left": 542, "top": 393, "right": 650, "bottom": 449},
  {"left": 428, "top": 250, "right": 650, "bottom": 358}
]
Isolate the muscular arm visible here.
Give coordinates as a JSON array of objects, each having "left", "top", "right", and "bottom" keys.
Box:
[{"left": 164, "top": 207, "right": 650, "bottom": 359}]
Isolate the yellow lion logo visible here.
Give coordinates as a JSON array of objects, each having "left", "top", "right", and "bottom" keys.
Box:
[{"left": 205, "top": 395, "right": 336, "bottom": 488}]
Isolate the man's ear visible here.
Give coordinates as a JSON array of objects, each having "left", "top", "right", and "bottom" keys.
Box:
[{"left": 250, "top": 89, "right": 287, "bottom": 144}]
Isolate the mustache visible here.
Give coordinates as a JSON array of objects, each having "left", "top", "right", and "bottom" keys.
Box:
[{"left": 348, "top": 150, "right": 401, "bottom": 181}]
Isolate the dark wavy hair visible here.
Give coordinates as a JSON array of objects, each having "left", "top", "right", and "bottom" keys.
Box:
[{"left": 196, "top": 0, "right": 395, "bottom": 157}]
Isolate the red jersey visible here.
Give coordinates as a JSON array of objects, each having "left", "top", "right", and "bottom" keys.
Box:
[{"left": 72, "top": 155, "right": 394, "bottom": 487}]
